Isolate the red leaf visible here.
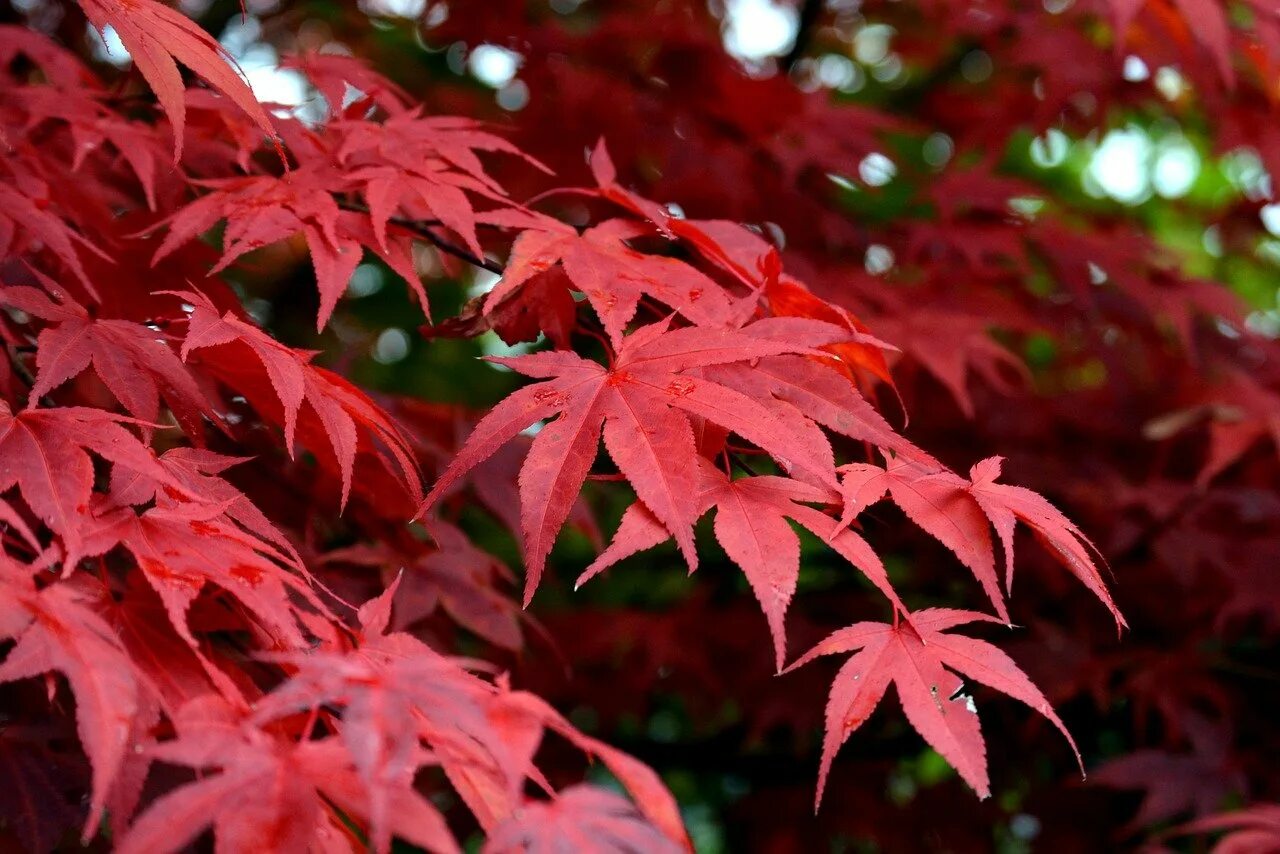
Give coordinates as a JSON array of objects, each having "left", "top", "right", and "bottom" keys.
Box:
[
  {"left": 841, "top": 460, "right": 1006, "bottom": 622},
  {"left": 168, "top": 290, "right": 421, "bottom": 507},
  {"left": 580, "top": 459, "right": 906, "bottom": 672},
  {"left": 1, "top": 284, "right": 209, "bottom": 433},
  {"left": 485, "top": 785, "right": 682, "bottom": 854},
  {"left": 0, "top": 403, "right": 177, "bottom": 569},
  {"left": 75, "top": 0, "right": 275, "bottom": 158},
  {"left": 421, "top": 320, "right": 842, "bottom": 603},
  {"left": 787, "top": 609, "right": 1080, "bottom": 808},
  {"left": 0, "top": 577, "right": 142, "bottom": 838}
]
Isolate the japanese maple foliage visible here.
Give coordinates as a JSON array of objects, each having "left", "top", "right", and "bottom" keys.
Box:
[{"left": 1, "top": 0, "right": 1278, "bottom": 850}]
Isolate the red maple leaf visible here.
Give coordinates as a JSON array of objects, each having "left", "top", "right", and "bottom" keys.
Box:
[
  {"left": 167, "top": 290, "right": 421, "bottom": 506},
  {"left": 785, "top": 608, "right": 1080, "bottom": 807},
  {"left": 75, "top": 0, "right": 275, "bottom": 157},
  {"left": 0, "top": 284, "right": 209, "bottom": 433},
  {"left": 579, "top": 458, "right": 906, "bottom": 671},
  {"left": 120, "top": 696, "right": 457, "bottom": 854},
  {"left": 421, "top": 319, "right": 847, "bottom": 603},
  {"left": 0, "top": 572, "right": 143, "bottom": 839},
  {"left": 0, "top": 402, "right": 177, "bottom": 568},
  {"left": 486, "top": 785, "right": 682, "bottom": 854}
]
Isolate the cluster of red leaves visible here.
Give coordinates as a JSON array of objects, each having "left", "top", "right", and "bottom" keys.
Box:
[
  {"left": 0, "top": 9, "right": 695, "bottom": 849},
  {"left": 0, "top": 0, "right": 1124, "bottom": 849},
  {"left": 412, "top": 0, "right": 1280, "bottom": 847},
  {"left": 1, "top": 0, "right": 1278, "bottom": 851}
]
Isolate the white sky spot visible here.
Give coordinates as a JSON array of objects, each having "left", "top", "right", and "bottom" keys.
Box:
[
  {"left": 1009, "top": 196, "right": 1044, "bottom": 217},
  {"left": 1152, "top": 136, "right": 1200, "bottom": 198},
  {"left": 865, "top": 244, "right": 895, "bottom": 275},
  {"left": 1154, "top": 66, "right": 1187, "bottom": 100},
  {"left": 1030, "top": 128, "right": 1069, "bottom": 168},
  {"left": 1203, "top": 225, "right": 1223, "bottom": 257},
  {"left": 859, "top": 152, "right": 896, "bottom": 186},
  {"left": 1261, "top": 204, "right": 1280, "bottom": 236},
  {"left": 1123, "top": 55, "right": 1150, "bottom": 82},
  {"left": 923, "top": 132, "right": 954, "bottom": 168},
  {"left": 89, "top": 24, "right": 131, "bottom": 66},
  {"left": 960, "top": 50, "right": 993, "bottom": 83},
  {"left": 853, "top": 23, "right": 893, "bottom": 65},
  {"left": 1086, "top": 127, "right": 1152, "bottom": 204},
  {"left": 348, "top": 264, "right": 385, "bottom": 297},
  {"left": 871, "top": 54, "right": 904, "bottom": 84},
  {"left": 467, "top": 268, "right": 503, "bottom": 299},
  {"left": 242, "top": 48, "right": 308, "bottom": 106},
  {"left": 365, "top": 0, "right": 426, "bottom": 17},
  {"left": 1010, "top": 814, "right": 1042, "bottom": 841},
  {"left": 1245, "top": 307, "right": 1280, "bottom": 338},
  {"left": 496, "top": 79, "right": 529, "bottom": 111},
  {"left": 827, "top": 172, "right": 858, "bottom": 192},
  {"left": 470, "top": 44, "right": 521, "bottom": 88},
  {"left": 723, "top": 0, "right": 798, "bottom": 61},
  {"left": 816, "top": 54, "right": 857, "bottom": 89},
  {"left": 217, "top": 17, "right": 309, "bottom": 109},
  {"left": 1221, "top": 148, "right": 1273, "bottom": 201},
  {"left": 373, "top": 328, "right": 411, "bottom": 364}
]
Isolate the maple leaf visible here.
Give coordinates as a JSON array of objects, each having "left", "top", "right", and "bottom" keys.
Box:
[
  {"left": 152, "top": 173, "right": 423, "bottom": 330},
  {"left": 74, "top": 0, "right": 275, "bottom": 158},
  {"left": 0, "top": 284, "right": 209, "bottom": 433},
  {"left": 167, "top": 290, "right": 421, "bottom": 506},
  {"left": 0, "top": 178, "right": 105, "bottom": 292},
  {"left": 494, "top": 689, "right": 691, "bottom": 851},
  {"left": 1112, "top": 0, "right": 1233, "bottom": 84},
  {"left": 1094, "top": 714, "right": 1243, "bottom": 831},
  {"left": 322, "top": 524, "right": 522, "bottom": 650},
  {"left": 483, "top": 219, "right": 741, "bottom": 346},
  {"left": 121, "top": 697, "right": 458, "bottom": 854},
  {"left": 840, "top": 459, "right": 1007, "bottom": 622},
  {"left": 579, "top": 458, "right": 906, "bottom": 671},
  {"left": 106, "top": 573, "right": 244, "bottom": 713},
  {"left": 785, "top": 608, "right": 1081, "bottom": 807},
  {"left": 420, "top": 319, "right": 845, "bottom": 603},
  {"left": 109, "top": 446, "right": 300, "bottom": 566},
  {"left": 0, "top": 575, "right": 143, "bottom": 839},
  {"left": 0, "top": 403, "right": 178, "bottom": 568},
  {"left": 485, "top": 785, "right": 683, "bottom": 854},
  {"left": 283, "top": 52, "right": 413, "bottom": 118},
  {"left": 762, "top": 263, "right": 898, "bottom": 391},
  {"left": 333, "top": 110, "right": 551, "bottom": 257},
  {"left": 698, "top": 351, "right": 925, "bottom": 462},
  {"left": 91, "top": 504, "right": 325, "bottom": 676},
  {"left": 1166, "top": 804, "right": 1280, "bottom": 853},
  {"left": 865, "top": 307, "right": 1028, "bottom": 419},
  {"left": 966, "top": 457, "right": 1123, "bottom": 627},
  {"left": 251, "top": 610, "right": 502, "bottom": 850}
]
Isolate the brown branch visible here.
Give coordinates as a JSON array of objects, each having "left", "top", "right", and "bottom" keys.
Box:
[{"left": 339, "top": 203, "right": 506, "bottom": 275}]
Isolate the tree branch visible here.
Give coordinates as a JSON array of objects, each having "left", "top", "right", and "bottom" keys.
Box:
[{"left": 339, "top": 203, "right": 506, "bottom": 276}]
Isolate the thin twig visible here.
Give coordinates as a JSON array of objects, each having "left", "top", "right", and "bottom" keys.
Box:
[
  {"left": 338, "top": 202, "right": 506, "bottom": 275},
  {"left": 387, "top": 216, "right": 506, "bottom": 275}
]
